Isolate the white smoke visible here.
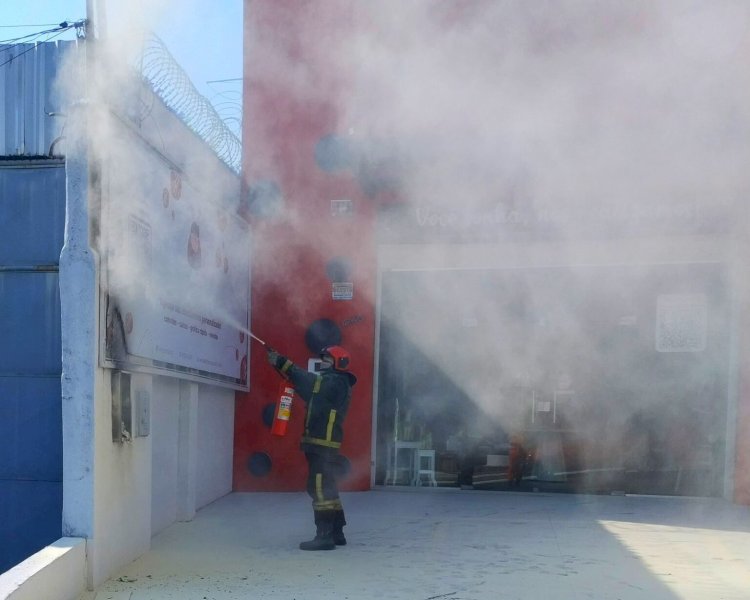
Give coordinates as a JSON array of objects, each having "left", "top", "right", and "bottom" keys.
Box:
[{"left": 326, "top": 1, "right": 749, "bottom": 491}]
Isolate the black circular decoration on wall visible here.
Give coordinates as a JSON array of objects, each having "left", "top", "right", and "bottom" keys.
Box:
[
  {"left": 247, "top": 452, "right": 272, "bottom": 477},
  {"left": 314, "top": 134, "right": 357, "bottom": 173},
  {"left": 304, "top": 319, "right": 342, "bottom": 354},
  {"left": 325, "top": 257, "right": 352, "bottom": 283},
  {"left": 261, "top": 403, "right": 276, "bottom": 428}
]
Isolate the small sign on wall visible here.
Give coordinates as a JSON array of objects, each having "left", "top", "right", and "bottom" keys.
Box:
[
  {"left": 332, "top": 282, "right": 354, "bottom": 300},
  {"left": 331, "top": 199, "right": 353, "bottom": 217},
  {"left": 308, "top": 358, "right": 324, "bottom": 373}
]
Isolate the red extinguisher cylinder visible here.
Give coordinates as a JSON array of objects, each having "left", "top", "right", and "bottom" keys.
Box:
[{"left": 271, "top": 382, "right": 295, "bottom": 436}]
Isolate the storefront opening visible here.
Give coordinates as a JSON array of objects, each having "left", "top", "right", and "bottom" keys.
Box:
[{"left": 375, "top": 263, "right": 730, "bottom": 497}]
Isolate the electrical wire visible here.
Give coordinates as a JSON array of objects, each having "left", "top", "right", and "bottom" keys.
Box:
[
  {"left": 0, "top": 27, "right": 70, "bottom": 69},
  {"left": 0, "top": 24, "right": 71, "bottom": 45},
  {"left": 0, "top": 20, "right": 84, "bottom": 50},
  {"left": 0, "top": 23, "right": 61, "bottom": 28}
]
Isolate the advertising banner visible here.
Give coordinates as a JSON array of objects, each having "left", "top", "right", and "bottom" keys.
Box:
[{"left": 101, "top": 118, "right": 249, "bottom": 389}]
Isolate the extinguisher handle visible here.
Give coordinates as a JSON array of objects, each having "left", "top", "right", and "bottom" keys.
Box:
[{"left": 266, "top": 347, "right": 282, "bottom": 370}]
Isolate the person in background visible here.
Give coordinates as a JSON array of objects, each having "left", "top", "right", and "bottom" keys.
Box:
[
  {"left": 508, "top": 433, "right": 527, "bottom": 486},
  {"left": 267, "top": 345, "right": 357, "bottom": 550}
]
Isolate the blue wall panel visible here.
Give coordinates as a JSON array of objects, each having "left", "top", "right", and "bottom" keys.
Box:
[
  {"left": 0, "top": 164, "right": 65, "bottom": 266},
  {"left": 0, "top": 481, "right": 62, "bottom": 574},
  {"left": 0, "top": 272, "right": 61, "bottom": 375},
  {"left": 0, "top": 378, "right": 62, "bottom": 480},
  {"left": 0, "top": 162, "right": 64, "bottom": 573}
]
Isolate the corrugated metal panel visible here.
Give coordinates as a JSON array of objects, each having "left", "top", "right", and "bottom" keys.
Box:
[
  {"left": 0, "top": 41, "right": 79, "bottom": 157},
  {"left": 0, "top": 271, "right": 62, "bottom": 375},
  {"left": 0, "top": 377, "right": 62, "bottom": 479},
  {"left": 0, "top": 162, "right": 66, "bottom": 265},
  {"left": 0, "top": 480, "right": 62, "bottom": 573},
  {"left": 0, "top": 163, "right": 64, "bottom": 571}
]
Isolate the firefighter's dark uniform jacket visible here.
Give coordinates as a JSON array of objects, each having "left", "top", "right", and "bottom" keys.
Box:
[{"left": 271, "top": 354, "right": 356, "bottom": 454}]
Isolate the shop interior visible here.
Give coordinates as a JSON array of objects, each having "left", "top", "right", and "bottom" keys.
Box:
[{"left": 375, "top": 263, "right": 730, "bottom": 497}]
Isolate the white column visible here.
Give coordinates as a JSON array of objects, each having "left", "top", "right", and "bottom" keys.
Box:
[{"left": 177, "top": 381, "right": 198, "bottom": 521}]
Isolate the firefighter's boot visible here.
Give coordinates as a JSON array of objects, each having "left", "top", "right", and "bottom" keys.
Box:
[
  {"left": 299, "top": 511, "right": 335, "bottom": 551},
  {"left": 332, "top": 509, "right": 347, "bottom": 546}
]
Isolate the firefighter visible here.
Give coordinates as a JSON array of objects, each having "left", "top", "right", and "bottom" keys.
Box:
[{"left": 267, "top": 345, "right": 357, "bottom": 550}]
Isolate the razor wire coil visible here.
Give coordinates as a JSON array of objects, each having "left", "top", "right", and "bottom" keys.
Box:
[{"left": 139, "top": 34, "right": 241, "bottom": 173}]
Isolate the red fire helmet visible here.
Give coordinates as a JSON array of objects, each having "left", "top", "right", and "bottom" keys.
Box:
[{"left": 320, "top": 345, "right": 351, "bottom": 371}]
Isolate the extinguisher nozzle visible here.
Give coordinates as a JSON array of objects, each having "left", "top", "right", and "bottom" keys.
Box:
[{"left": 249, "top": 332, "right": 268, "bottom": 347}]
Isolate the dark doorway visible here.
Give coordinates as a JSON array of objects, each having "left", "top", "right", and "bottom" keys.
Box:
[{"left": 376, "top": 263, "right": 730, "bottom": 497}]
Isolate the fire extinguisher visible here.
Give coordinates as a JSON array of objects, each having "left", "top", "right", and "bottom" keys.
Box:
[
  {"left": 247, "top": 332, "right": 294, "bottom": 436},
  {"left": 271, "top": 381, "right": 295, "bottom": 436}
]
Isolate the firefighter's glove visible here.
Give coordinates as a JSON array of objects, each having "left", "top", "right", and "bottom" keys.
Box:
[{"left": 267, "top": 349, "right": 280, "bottom": 367}]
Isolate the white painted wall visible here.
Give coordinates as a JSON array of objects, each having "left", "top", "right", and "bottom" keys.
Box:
[
  {"left": 59, "top": 78, "right": 242, "bottom": 592},
  {"left": 0, "top": 538, "right": 86, "bottom": 600},
  {"left": 195, "top": 383, "right": 235, "bottom": 509},
  {"left": 88, "top": 372, "right": 152, "bottom": 587},
  {"left": 150, "top": 376, "right": 180, "bottom": 535},
  {"left": 65, "top": 337, "right": 236, "bottom": 589},
  {"left": 151, "top": 378, "right": 235, "bottom": 535}
]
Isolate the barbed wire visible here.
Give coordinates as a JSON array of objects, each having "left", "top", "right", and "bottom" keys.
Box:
[
  {"left": 0, "top": 25, "right": 242, "bottom": 171},
  {"left": 138, "top": 34, "right": 241, "bottom": 173}
]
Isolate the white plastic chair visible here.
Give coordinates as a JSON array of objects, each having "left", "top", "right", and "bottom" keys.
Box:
[{"left": 413, "top": 449, "right": 437, "bottom": 486}]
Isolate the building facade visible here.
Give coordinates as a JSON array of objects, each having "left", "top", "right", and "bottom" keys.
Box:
[{"left": 236, "top": 0, "right": 750, "bottom": 504}]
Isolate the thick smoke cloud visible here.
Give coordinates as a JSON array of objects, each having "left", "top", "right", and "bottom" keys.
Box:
[
  {"left": 58, "top": 0, "right": 749, "bottom": 491},
  {"left": 341, "top": 1, "right": 749, "bottom": 215},
  {"left": 57, "top": 0, "right": 249, "bottom": 383},
  {"left": 327, "top": 1, "right": 749, "bottom": 490}
]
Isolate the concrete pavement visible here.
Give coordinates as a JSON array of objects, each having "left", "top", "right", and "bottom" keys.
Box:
[{"left": 78, "top": 488, "right": 750, "bottom": 599}]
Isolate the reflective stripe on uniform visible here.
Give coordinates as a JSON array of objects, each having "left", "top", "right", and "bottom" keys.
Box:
[
  {"left": 306, "top": 375, "right": 323, "bottom": 430},
  {"left": 326, "top": 409, "right": 337, "bottom": 441},
  {"left": 315, "top": 473, "right": 324, "bottom": 503},
  {"left": 302, "top": 436, "right": 341, "bottom": 449},
  {"left": 313, "top": 499, "right": 341, "bottom": 511}
]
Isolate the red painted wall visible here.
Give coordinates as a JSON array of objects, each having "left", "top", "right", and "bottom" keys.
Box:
[
  {"left": 234, "top": 0, "right": 750, "bottom": 507},
  {"left": 234, "top": 0, "right": 375, "bottom": 492}
]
